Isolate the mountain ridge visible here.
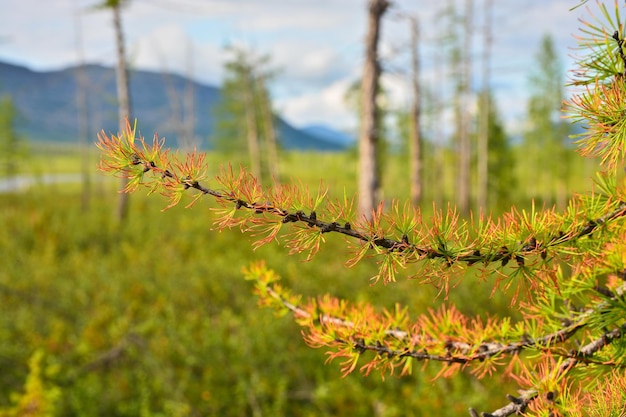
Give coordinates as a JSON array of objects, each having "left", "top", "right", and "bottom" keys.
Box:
[
  {"left": 302, "top": 124, "right": 355, "bottom": 148},
  {"left": 0, "top": 59, "right": 349, "bottom": 151}
]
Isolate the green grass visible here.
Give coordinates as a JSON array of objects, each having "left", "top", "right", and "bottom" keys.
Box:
[
  {"left": 14, "top": 138, "right": 600, "bottom": 210},
  {"left": 0, "top": 187, "right": 521, "bottom": 416},
  {"left": 0, "top": 143, "right": 602, "bottom": 416}
]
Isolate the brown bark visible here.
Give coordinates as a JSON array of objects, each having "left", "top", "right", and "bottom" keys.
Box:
[
  {"left": 112, "top": 1, "right": 132, "bottom": 222},
  {"left": 258, "top": 76, "right": 280, "bottom": 182},
  {"left": 358, "top": 0, "right": 389, "bottom": 219},
  {"left": 244, "top": 74, "right": 262, "bottom": 182}
]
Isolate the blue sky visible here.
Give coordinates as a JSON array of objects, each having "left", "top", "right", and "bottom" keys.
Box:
[{"left": 0, "top": 0, "right": 594, "bottom": 134}]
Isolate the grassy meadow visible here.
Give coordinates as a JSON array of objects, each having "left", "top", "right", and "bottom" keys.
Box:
[{"left": 0, "top": 143, "right": 600, "bottom": 416}]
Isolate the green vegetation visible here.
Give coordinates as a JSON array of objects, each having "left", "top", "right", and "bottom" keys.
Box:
[
  {"left": 0, "top": 145, "right": 599, "bottom": 416},
  {"left": 212, "top": 47, "right": 279, "bottom": 183},
  {"left": 0, "top": 174, "right": 504, "bottom": 416},
  {"left": 520, "top": 34, "right": 570, "bottom": 209},
  {"left": 0, "top": 96, "right": 28, "bottom": 178}
]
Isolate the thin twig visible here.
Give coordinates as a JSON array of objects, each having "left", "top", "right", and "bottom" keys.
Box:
[{"left": 130, "top": 152, "right": 626, "bottom": 271}]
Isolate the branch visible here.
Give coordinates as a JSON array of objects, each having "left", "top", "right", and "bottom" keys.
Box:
[
  {"left": 261, "top": 279, "right": 606, "bottom": 365},
  {"left": 473, "top": 283, "right": 626, "bottom": 417},
  {"left": 612, "top": 31, "right": 626, "bottom": 77},
  {"left": 55, "top": 333, "right": 145, "bottom": 387},
  {"left": 474, "top": 323, "right": 626, "bottom": 417},
  {"left": 98, "top": 131, "right": 626, "bottom": 277},
  {"left": 557, "top": 321, "right": 626, "bottom": 372},
  {"left": 468, "top": 391, "right": 535, "bottom": 417},
  {"left": 186, "top": 174, "right": 626, "bottom": 266},
  {"left": 255, "top": 270, "right": 626, "bottom": 416}
]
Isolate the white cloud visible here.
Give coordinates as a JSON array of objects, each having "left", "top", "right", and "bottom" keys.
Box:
[
  {"left": 130, "top": 25, "right": 223, "bottom": 84},
  {"left": 187, "top": 0, "right": 365, "bottom": 32},
  {"left": 380, "top": 73, "right": 412, "bottom": 110},
  {"left": 271, "top": 41, "right": 355, "bottom": 85},
  {"left": 276, "top": 78, "right": 356, "bottom": 130}
]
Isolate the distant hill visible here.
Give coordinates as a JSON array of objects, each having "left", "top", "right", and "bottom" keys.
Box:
[
  {"left": 0, "top": 60, "right": 348, "bottom": 151},
  {"left": 302, "top": 124, "right": 356, "bottom": 148}
]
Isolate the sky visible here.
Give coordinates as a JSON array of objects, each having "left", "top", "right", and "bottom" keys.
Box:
[{"left": 0, "top": 0, "right": 596, "bottom": 135}]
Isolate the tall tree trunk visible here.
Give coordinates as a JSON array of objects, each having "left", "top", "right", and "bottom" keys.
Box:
[
  {"left": 112, "top": 2, "right": 132, "bottom": 222},
  {"left": 408, "top": 16, "right": 422, "bottom": 207},
  {"left": 258, "top": 77, "right": 280, "bottom": 182},
  {"left": 358, "top": 0, "right": 389, "bottom": 219},
  {"left": 457, "top": 0, "right": 472, "bottom": 215},
  {"left": 477, "top": 0, "right": 493, "bottom": 210},
  {"left": 244, "top": 74, "right": 262, "bottom": 182}
]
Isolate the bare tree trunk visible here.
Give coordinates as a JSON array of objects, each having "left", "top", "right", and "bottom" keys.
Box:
[
  {"left": 74, "top": 7, "right": 90, "bottom": 212},
  {"left": 408, "top": 16, "right": 422, "bottom": 207},
  {"left": 358, "top": 0, "right": 389, "bottom": 219},
  {"left": 456, "top": 0, "right": 472, "bottom": 215},
  {"left": 244, "top": 74, "right": 262, "bottom": 182},
  {"left": 112, "top": 2, "right": 132, "bottom": 222},
  {"left": 258, "top": 77, "right": 280, "bottom": 182},
  {"left": 477, "top": 0, "right": 493, "bottom": 210}
]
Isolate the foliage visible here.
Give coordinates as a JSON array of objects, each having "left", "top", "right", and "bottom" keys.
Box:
[
  {"left": 211, "top": 47, "right": 278, "bottom": 182},
  {"left": 0, "top": 351, "right": 59, "bottom": 417},
  {"left": 0, "top": 95, "right": 29, "bottom": 178},
  {"left": 92, "top": 3, "right": 626, "bottom": 415},
  {"left": 95, "top": 0, "right": 129, "bottom": 9},
  {"left": 521, "top": 34, "right": 571, "bottom": 208},
  {"left": 478, "top": 91, "right": 516, "bottom": 212},
  {"left": 0, "top": 187, "right": 518, "bottom": 416}
]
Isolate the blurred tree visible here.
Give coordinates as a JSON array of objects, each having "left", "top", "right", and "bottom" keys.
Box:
[
  {"left": 426, "top": 20, "right": 448, "bottom": 206},
  {"left": 358, "top": 0, "right": 390, "bottom": 219},
  {"left": 345, "top": 78, "right": 389, "bottom": 199},
  {"left": 0, "top": 95, "right": 28, "bottom": 179},
  {"left": 407, "top": 15, "right": 422, "bottom": 206},
  {"left": 212, "top": 48, "right": 279, "bottom": 183},
  {"left": 521, "top": 34, "right": 570, "bottom": 208},
  {"left": 476, "top": 0, "right": 493, "bottom": 210},
  {"left": 96, "top": 0, "right": 133, "bottom": 221},
  {"left": 257, "top": 71, "right": 280, "bottom": 181},
  {"left": 456, "top": 0, "right": 473, "bottom": 215},
  {"left": 438, "top": 0, "right": 474, "bottom": 213},
  {"left": 478, "top": 91, "right": 515, "bottom": 211}
]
